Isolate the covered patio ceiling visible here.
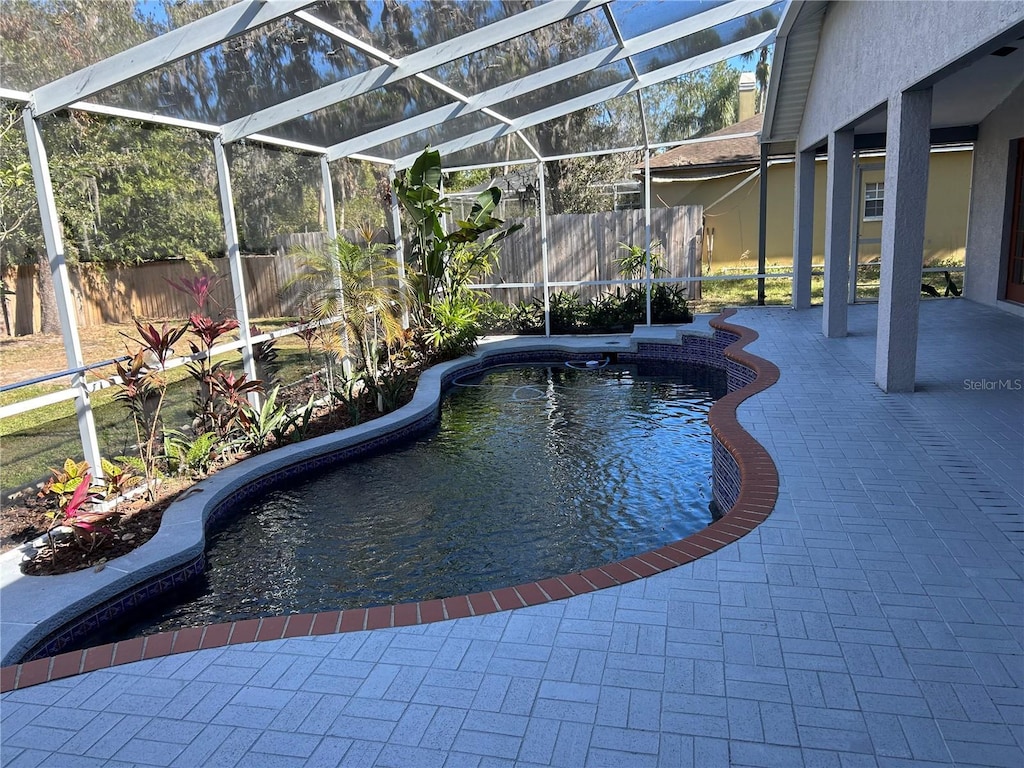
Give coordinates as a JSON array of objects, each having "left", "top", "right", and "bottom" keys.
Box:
[{"left": 3, "top": 0, "right": 783, "bottom": 170}]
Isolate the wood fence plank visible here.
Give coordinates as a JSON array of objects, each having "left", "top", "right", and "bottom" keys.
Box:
[{"left": 1, "top": 206, "right": 701, "bottom": 334}]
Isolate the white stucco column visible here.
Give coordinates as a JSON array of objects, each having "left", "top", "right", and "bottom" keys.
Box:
[
  {"left": 875, "top": 88, "right": 932, "bottom": 393},
  {"left": 792, "top": 148, "right": 816, "bottom": 309},
  {"left": 823, "top": 129, "right": 854, "bottom": 337}
]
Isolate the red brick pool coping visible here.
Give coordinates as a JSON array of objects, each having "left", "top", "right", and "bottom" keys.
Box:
[{"left": 1, "top": 310, "right": 779, "bottom": 693}]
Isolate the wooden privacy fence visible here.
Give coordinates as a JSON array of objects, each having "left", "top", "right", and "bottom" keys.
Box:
[
  {"left": 483, "top": 205, "right": 703, "bottom": 305},
  {"left": 1, "top": 207, "right": 702, "bottom": 334},
  {"left": 2, "top": 255, "right": 310, "bottom": 335}
]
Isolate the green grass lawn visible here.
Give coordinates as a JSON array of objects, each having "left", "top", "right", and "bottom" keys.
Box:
[
  {"left": 689, "top": 265, "right": 959, "bottom": 313},
  {"left": 692, "top": 274, "right": 821, "bottom": 312},
  {"left": 1, "top": 333, "right": 325, "bottom": 494}
]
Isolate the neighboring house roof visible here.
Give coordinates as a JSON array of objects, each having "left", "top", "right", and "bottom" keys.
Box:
[{"left": 647, "top": 113, "right": 764, "bottom": 172}]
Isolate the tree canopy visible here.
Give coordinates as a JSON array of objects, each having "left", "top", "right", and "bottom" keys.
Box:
[{"left": 1, "top": 0, "right": 764, "bottom": 266}]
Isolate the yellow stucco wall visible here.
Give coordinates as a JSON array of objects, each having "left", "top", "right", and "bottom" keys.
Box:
[{"left": 651, "top": 148, "right": 973, "bottom": 273}]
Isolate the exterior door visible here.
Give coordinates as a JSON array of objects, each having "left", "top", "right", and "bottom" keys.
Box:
[{"left": 1006, "top": 138, "right": 1024, "bottom": 304}]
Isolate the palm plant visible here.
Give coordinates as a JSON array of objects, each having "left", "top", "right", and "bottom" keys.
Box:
[
  {"left": 616, "top": 239, "right": 667, "bottom": 281},
  {"left": 288, "top": 222, "right": 406, "bottom": 386}
]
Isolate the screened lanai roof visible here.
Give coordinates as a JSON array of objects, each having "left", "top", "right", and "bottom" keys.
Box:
[{"left": 2, "top": 0, "right": 783, "bottom": 170}]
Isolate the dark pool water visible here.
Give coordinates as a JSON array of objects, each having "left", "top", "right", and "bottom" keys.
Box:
[{"left": 90, "top": 361, "right": 725, "bottom": 643}]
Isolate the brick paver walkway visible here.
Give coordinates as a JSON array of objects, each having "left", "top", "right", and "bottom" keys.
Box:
[{"left": 2, "top": 301, "right": 1021, "bottom": 767}]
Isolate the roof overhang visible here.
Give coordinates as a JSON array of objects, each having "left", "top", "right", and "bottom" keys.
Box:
[
  {"left": 762, "top": 1, "right": 1024, "bottom": 156},
  {"left": 759, "top": 0, "right": 827, "bottom": 156}
]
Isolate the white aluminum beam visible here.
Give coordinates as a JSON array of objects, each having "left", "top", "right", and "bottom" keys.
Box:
[
  {"left": 222, "top": 0, "right": 613, "bottom": 143},
  {"left": 321, "top": 155, "right": 338, "bottom": 241},
  {"left": 648, "top": 131, "right": 761, "bottom": 152},
  {"left": 325, "top": 0, "right": 778, "bottom": 162},
  {"left": 296, "top": 8, "right": 522, "bottom": 146},
  {"left": 0, "top": 87, "right": 31, "bottom": 104},
  {"left": 31, "top": 0, "right": 314, "bottom": 117},
  {"left": 4, "top": 87, "right": 221, "bottom": 135},
  {"left": 644, "top": 148, "right": 652, "bottom": 325},
  {"left": 601, "top": 2, "right": 648, "bottom": 153},
  {"left": 543, "top": 144, "right": 643, "bottom": 162},
  {"left": 22, "top": 107, "right": 104, "bottom": 476},
  {"left": 388, "top": 167, "right": 410, "bottom": 329},
  {"left": 213, "top": 137, "right": 258, "bottom": 401},
  {"left": 4, "top": 87, "right": 330, "bottom": 157},
  {"left": 395, "top": 29, "right": 775, "bottom": 169},
  {"left": 538, "top": 161, "right": 551, "bottom": 337},
  {"left": 294, "top": 13, "right": 543, "bottom": 164}
]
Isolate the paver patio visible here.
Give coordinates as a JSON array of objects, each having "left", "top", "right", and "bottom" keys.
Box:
[{"left": 1, "top": 300, "right": 1021, "bottom": 768}]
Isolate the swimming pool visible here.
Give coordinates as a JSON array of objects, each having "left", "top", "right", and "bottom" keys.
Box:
[
  {"left": 3, "top": 319, "right": 781, "bottom": 672},
  {"left": 86, "top": 361, "right": 725, "bottom": 643}
]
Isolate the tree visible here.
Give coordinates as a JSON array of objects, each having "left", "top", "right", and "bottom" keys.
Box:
[
  {"left": 479, "top": 7, "right": 640, "bottom": 213},
  {"left": 1, "top": 1, "right": 217, "bottom": 333},
  {"left": 0, "top": 0, "right": 151, "bottom": 91},
  {"left": 228, "top": 142, "right": 321, "bottom": 253},
  {"left": 646, "top": 61, "right": 741, "bottom": 143},
  {"left": 0, "top": 107, "right": 33, "bottom": 248},
  {"left": 0, "top": 102, "right": 64, "bottom": 334},
  {"left": 736, "top": 7, "right": 779, "bottom": 114},
  {"left": 756, "top": 47, "right": 771, "bottom": 113},
  {"left": 288, "top": 223, "right": 405, "bottom": 384}
]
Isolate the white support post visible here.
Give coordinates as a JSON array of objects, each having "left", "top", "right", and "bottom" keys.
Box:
[
  {"left": 538, "top": 160, "right": 551, "bottom": 337},
  {"left": 792, "top": 147, "right": 815, "bottom": 309},
  {"left": 389, "top": 168, "right": 409, "bottom": 329},
  {"left": 876, "top": 88, "right": 932, "bottom": 393},
  {"left": 22, "top": 107, "right": 104, "bottom": 477},
  {"left": 321, "top": 155, "right": 350, "bottom": 356},
  {"left": 644, "top": 148, "right": 653, "bottom": 325},
  {"left": 849, "top": 158, "right": 863, "bottom": 304},
  {"left": 757, "top": 146, "right": 768, "bottom": 305},
  {"left": 823, "top": 128, "right": 854, "bottom": 338},
  {"left": 213, "top": 137, "right": 258, "bottom": 403},
  {"left": 321, "top": 155, "right": 338, "bottom": 241}
]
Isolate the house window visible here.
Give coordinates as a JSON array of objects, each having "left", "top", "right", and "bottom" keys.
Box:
[{"left": 864, "top": 182, "right": 884, "bottom": 220}]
